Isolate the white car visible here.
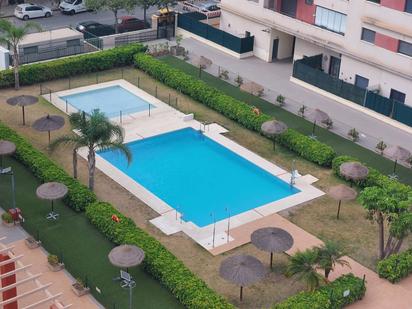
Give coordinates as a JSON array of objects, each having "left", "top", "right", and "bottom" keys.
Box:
[
  {"left": 14, "top": 4, "right": 52, "bottom": 20},
  {"left": 59, "top": 0, "right": 88, "bottom": 15}
]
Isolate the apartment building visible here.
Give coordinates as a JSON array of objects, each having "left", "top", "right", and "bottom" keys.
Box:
[{"left": 218, "top": 0, "right": 412, "bottom": 106}]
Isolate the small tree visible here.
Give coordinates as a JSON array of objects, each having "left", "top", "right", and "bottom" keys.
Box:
[
  {"left": 137, "top": 0, "right": 157, "bottom": 25},
  {"left": 0, "top": 20, "right": 41, "bottom": 89},
  {"left": 315, "top": 241, "right": 349, "bottom": 280},
  {"left": 348, "top": 128, "right": 359, "bottom": 142},
  {"left": 286, "top": 249, "right": 323, "bottom": 291}
]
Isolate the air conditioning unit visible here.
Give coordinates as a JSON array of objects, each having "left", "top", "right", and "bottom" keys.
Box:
[{"left": 0, "top": 46, "right": 10, "bottom": 70}]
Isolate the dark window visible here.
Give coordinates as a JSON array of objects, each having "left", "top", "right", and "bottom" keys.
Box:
[
  {"left": 390, "top": 89, "right": 406, "bottom": 104},
  {"left": 405, "top": 0, "right": 412, "bottom": 13},
  {"left": 355, "top": 75, "right": 369, "bottom": 89},
  {"left": 361, "top": 28, "right": 375, "bottom": 43},
  {"left": 305, "top": 0, "right": 313, "bottom": 4},
  {"left": 367, "top": 0, "right": 380, "bottom": 3},
  {"left": 398, "top": 40, "right": 412, "bottom": 57}
]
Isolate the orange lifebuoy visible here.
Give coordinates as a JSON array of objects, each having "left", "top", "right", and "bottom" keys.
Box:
[
  {"left": 111, "top": 214, "right": 120, "bottom": 223},
  {"left": 252, "top": 107, "right": 260, "bottom": 116}
]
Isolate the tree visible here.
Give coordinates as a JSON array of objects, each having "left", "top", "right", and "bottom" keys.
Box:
[
  {"left": 137, "top": 0, "right": 157, "bottom": 25},
  {"left": 157, "top": 0, "right": 177, "bottom": 13},
  {"left": 315, "top": 241, "right": 349, "bottom": 280},
  {"left": 0, "top": 20, "right": 41, "bottom": 89},
  {"left": 50, "top": 110, "right": 132, "bottom": 191},
  {"left": 85, "top": 0, "right": 138, "bottom": 33},
  {"left": 358, "top": 185, "right": 412, "bottom": 259},
  {"left": 286, "top": 249, "right": 323, "bottom": 291}
]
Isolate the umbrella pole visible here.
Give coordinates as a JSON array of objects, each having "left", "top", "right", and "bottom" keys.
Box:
[
  {"left": 51, "top": 200, "right": 54, "bottom": 213},
  {"left": 22, "top": 106, "right": 26, "bottom": 126},
  {"left": 48, "top": 131, "right": 51, "bottom": 145},
  {"left": 312, "top": 121, "right": 316, "bottom": 136},
  {"left": 273, "top": 139, "right": 276, "bottom": 151},
  {"left": 393, "top": 160, "right": 398, "bottom": 174},
  {"left": 240, "top": 286, "right": 243, "bottom": 301},
  {"left": 337, "top": 200, "right": 342, "bottom": 220},
  {"left": 270, "top": 252, "right": 273, "bottom": 269}
]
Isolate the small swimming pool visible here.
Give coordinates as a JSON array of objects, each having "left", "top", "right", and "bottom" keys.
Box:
[
  {"left": 98, "top": 128, "right": 299, "bottom": 227},
  {"left": 60, "top": 85, "right": 155, "bottom": 118}
]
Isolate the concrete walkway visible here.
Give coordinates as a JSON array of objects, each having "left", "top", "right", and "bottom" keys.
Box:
[{"left": 180, "top": 38, "right": 412, "bottom": 151}]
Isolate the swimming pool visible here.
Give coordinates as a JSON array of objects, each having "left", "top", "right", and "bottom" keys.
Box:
[
  {"left": 60, "top": 85, "right": 155, "bottom": 118},
  {"left": 98, "top": 128, "right": 299, "bottom": 227}
]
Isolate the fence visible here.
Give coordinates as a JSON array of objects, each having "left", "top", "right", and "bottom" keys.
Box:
[
  {"left": 177, "top": 12, "right": 254, "bottom": 54},
  {"left": 293, "top": 55, "right": 412, "bottom": 128},
  {"left": 114, "top": 29, "right": 160, "bottom": 47}
]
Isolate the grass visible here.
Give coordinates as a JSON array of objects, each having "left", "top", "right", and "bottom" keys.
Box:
[
  {"left": 0, "top": 156, "right": 182, "bottom": 309},
  {"left": 160, "top": 56, "right": 412, "bottom": 187}
]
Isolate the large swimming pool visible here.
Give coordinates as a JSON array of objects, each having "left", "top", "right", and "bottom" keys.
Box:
[
  {"left": 60, "top": 85, "right": 154, "bottom": 118},
  {"left": 98, "top": 128, "right": 299, "bottom": 227}
]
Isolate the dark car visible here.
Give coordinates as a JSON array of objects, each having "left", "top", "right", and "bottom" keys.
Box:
[
  {"left": 76, "top": 21, "right": 115, "bottom": 38},
  {"left": 117, "top": 16, "right": 148, "bottom": 33}
]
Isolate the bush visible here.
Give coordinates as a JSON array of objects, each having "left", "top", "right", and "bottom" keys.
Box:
[
  {"left": 377, "top": 249, "right": 412, "bottom": 283},
  {"left": 1, "top": 212, "right": 13, "bottom": 223},
  {"left": 0, "top": 44, "right": 147, "bottom": 88},
  {"left": 0, "top": 122, "right": 96, "bottom": 211},
  {"left": 134, "top": 54, "right": 336, "bottom": 166},
  {"left": 273, "top": 274, "right": 365, "bottom": 309},
  {"left": 86, "top": 202, "right": 234, "bottom": 309},
  {"left": 48, "top": 254, "right": 60, "bottom": 266}
]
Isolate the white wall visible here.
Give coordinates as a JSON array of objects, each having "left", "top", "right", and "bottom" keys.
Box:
[{"left": 294, "top": 38, "right": 340, "bottom": 72}]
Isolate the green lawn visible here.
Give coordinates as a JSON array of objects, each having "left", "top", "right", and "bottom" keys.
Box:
[
  {"left": 0, "top": 156, "right": 182, "bottom": 309},
  {"left": 161, "top": 56, "right": 412, "bottom": 186}
]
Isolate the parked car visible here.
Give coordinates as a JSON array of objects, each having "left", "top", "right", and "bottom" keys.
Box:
[
  {"left": 59, "top": 0, "right": 88, "bottom": 15},
  {"left": 76, "top": 21, "right": 115, "bottom": 38},
  {"left": 117, "top": 16, "right": 148, "bottom": 33},
  {"left": 14, "top": 4, "right": 52, "bottom": 20}
]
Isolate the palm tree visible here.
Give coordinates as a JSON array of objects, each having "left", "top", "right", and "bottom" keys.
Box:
[
  {"left": 0, "top": 19, "right": 41, "bottom": 89},
  {"left": 50, "top": 110, "right": 132, "bottom": 191},
  {"left": 285, "top": 249, "right": 323, "bottom": 291},
  {"left": 315, "top": 241, "right": 349, "bottom": 280}
]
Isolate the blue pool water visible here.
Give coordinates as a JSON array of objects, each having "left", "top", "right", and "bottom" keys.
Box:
[
  {"left": 60, "top": 85, "right": 154, "bottom": 117},
  {"left": 98, "top": 128, "right": 299, "bottom": 227}
]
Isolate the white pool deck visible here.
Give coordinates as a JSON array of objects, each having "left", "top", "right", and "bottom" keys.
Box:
[{"left": 47, "top": 80, "right": 325, "bottom": 254}]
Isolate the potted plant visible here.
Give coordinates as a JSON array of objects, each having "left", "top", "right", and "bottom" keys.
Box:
[
  {"left": 234, "top": 75, "right": 243, "bottom": 87},
  {"left": 171, "top": 35, "right": 185, "bottom": 56},
  {"left": 47, "top": 254, "right": 64, "bottom": 272},
  {"left": 276, "top": 94, "right": 285, "bottom": 107},
  {"left": 376, "top": 141, "right": 387, "bottom": 155},
  {"left": 348, "top": 128, "right": 360, "bottom": 142},
  {"left": 1, "top": 213, "right": 14, "bottom": 227},
  {"left": 219, "top": 69, "right": 229, "bottom": 80},
  {"left": 71, "top": 277, "right": 90, "bottom": 297},
  {"left": 25, "top": 236, "right": 41, "bottom": 249}
]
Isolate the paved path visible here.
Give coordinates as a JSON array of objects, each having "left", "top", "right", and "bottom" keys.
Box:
[{"left": 180, "top": 38, "right": 412, "bottom": 151}]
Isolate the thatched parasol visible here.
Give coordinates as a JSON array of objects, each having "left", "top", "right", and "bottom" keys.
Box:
[
  {"left": 32, "top": 114, "right": 65, "bottom": 144},
  {"left": 108, "top": 245, "right": 145, "bottom": 270},
  {"left": 328, "top": 184, "right": 357, "bottom": 219},
  {"left": 339, "top": 162, "right": 369, "bottom": 186},
  {"left": 193, "top": 55, "right": 212, "bottom": 77},
  {"left": 0, "top": 140, "right": 16, "bottom": 168},
  {"left": 36, "top": 182, "right": 68, "bottom": 220},
  {"left": 219, "top": 254, "right": 267, "bottom": 301},
  {"left": 251, "top": 227, "right": 293, "bottom": 269},
  {"left": 6, "top": 95, "right": 38, "bottom": 125},
  {"left": 383, "top": 145, "right": 411, "bottom": 174},
  {"left": 308, "top": 109, "right": 330, "bottom": 136},
  {"left": 261, "top": 120, "right": 287, "bottom": 151},
  {"left": 240, "top": 81, "right": 264, "bottom": 97}
]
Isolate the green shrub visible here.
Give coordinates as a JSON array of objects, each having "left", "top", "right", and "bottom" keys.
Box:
[
  {"left": 0, "top": 44, "right": 147, "bottom": 88},
  {"left": 377, "top": 249, "right": 412, "bottom": 283},
  {"left": 273, "top": 274, "right": 365, "bottom": 309},
  {"left": 1, "top": 212, "right": 13, "bottom": 223},
  {"left": 134, "top": 53, "right": 336, "bottom": 166},
  {"left": 86, "top": 202, "right": 234, "bottom": 309},
  {"left": 0, "top": 122, "right": 96, "bottom": 211}
]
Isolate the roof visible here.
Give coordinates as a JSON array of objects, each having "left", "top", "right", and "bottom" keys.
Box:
[{"left": 18, "top": 28, "right": 82, "bottom": 47}]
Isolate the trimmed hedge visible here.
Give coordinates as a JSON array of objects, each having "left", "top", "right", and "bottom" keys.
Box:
[
  {"left": 377, "top": 249, "right": 412, "bottom": 283},
  {"left": 273, "top": 274, "right": 366, "bottom": 309},
  {"left": 134, "top": 53, "right": 336, "bottom": 166},
  {"left": 0, "top": 44, "right": 147, "bottom": 88},
  {"left": 86, "top": 202, "right": 234, "bottom": 309},
  {"left": 0, "top": 122, "right": 95, "bottom": 211}
]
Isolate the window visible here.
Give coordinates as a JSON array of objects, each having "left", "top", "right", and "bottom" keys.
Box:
[
  {"left": 361, "top": 28, "right": 376, "bottom": 43},
  {"left": 390, "top": 89, "right": 406, "bottom": 104},
  {"left": 405, "top": 0, "right": 412, "bottom": 13},
  {"left": 315, "top": 6, "right": 347, "bottom": 34},
  {"left": 355, "top": 75, "right": 369, "bottom": 89},
  {"left": 367, "top": 0, "right": 380, "bottom": 3},
  {"left": 398, "top": 40, "right": 412, "bottom": 57},
  {"left": 305, "top": 0, "right": 313, "bottom": 4}
]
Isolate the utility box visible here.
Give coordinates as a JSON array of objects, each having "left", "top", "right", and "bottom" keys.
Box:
[{"left": 0, "top": 46, "right": 10, "bottom": 70}]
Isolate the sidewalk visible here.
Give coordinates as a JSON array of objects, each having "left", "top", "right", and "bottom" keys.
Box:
[{"left": 180, "top": 38, "right": 412, "bottom": 151}]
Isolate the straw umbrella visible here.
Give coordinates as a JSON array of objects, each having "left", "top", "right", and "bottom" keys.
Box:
[
  {"left": 261, "top": 120, "right": 288, "bottom": 151},
  {"left": 0, "top": 140, "right": 16, "bottom": 169},
  {"left": 328, "top": 184, "right": 357, "bottom": 220},
  {"left": 109, "top": 245, "right": 145, "bottom": 309},
  {"left": 240, "top": 81, "right": 264, "bottom": 96},
  {"left": 339, "top": 162, "right": 369, "bottom": 187},
  {"left": 308, "top": 109, "right": 330, "bottom": 137},
  {"left": 36, "top": 182, "right": 68, "bottom": 220},
  {"left": 251, "top": 227, "right": 293, "bottom": 269},
  {"left": 219, "top": 254, "right": 267, "bottom": 301},
  {"left": 6, "top": 95, "right": 38, "bottom": 125},
  {"left": 32, "top": 114, "right": 65, "bottom": 144},
  {"left": 383, "top": 145, "right": 411, "bottom": 175}
]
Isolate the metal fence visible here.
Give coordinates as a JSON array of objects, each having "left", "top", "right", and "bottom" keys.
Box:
[
  {"left": 115, "top": 29, "right": 160, "bottom": 47},
  {"left": 177, "top": 12, "right": 254, "bottom": 54}
]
